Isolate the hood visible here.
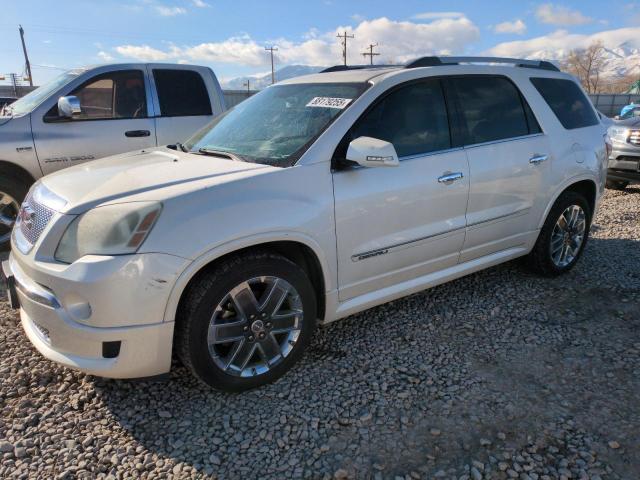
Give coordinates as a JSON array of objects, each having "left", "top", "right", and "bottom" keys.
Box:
[
  {"left": 41, "top": 147, "right": 272, "bottom": 214},
  {"left": 614, "top": 117, "right": 640, "bottom": 128}
]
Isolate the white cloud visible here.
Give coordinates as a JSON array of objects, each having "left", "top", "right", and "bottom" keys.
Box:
[
  {"left": 535, "top": 4, "right": 592, "bottom": 26},
  {"left": 156, "top": 5, "right": 187, "bottom": 16},
  {"left": 114, "top": 15, "right": 480, "bottom": 66},
  {"left": 494, "top": 19, "right": 527, "bottom": 35},
  {"left": 487, "top": 26, "right": 640, "bottom": 59},
  {"left": 97, "top": 51, "right": 114, "bottom": 62},
  {"left": 192, "top": 0, "right": 210, "bottom": 7},
  {"left": 413, "top": 12, "right": 465, "bottom": 20}
]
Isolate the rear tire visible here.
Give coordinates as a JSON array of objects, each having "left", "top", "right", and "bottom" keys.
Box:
[
  {"left": 526, "top": 191, "right": 591, "bottom": 277},
  {"left": 0, "top": 176, "right": 29, "bottom": 251},
  {"left": 176, "top": 251, "right": 317, "bottom": 392},
  {"left": 605, "top": 179, "right": 628, "bottom": 191}
]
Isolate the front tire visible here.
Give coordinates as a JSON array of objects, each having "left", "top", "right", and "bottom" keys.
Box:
[
  {"left": 526, "top": 191, "right": 591, "bottom": 277},
  {"left": 605, "top": 179, "right": 628, "bottom": 191},
  {"left": 0, "top": 175, "right": 29, "bottom": 251},
  {"left": 176, "top": 252, "right": 317, "bottom": 392}
]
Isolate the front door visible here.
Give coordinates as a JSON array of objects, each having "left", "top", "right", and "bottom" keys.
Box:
[
  {"left": 332, "top": 79, "right": 470, "bottom": 301},
  {"left": 32, "top": 68, "right": 156, "bottom": 175}
]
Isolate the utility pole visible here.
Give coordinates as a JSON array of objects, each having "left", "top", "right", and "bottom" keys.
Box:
[
  {"left": 265, "top": 46, "right": 278, "bottom": 84},
  {"left": 361, "top": 43, "right": 380, "bottom": 65},
  {"left": 243, "top": 79, "right": 250, "bottom": 94},
  {"left": 336, "top": 31, "right": 354, "bottom": 66},
  {"left": 18, "top": 25, "right": 33, "bottom": 86}
]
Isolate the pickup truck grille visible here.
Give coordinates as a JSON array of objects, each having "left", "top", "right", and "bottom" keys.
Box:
[
  {"left": 17, "top": 191, "right": 55, "bottom": 247},
  {"left": 629, "top": 130, "right": 640, "bottom": 146}
]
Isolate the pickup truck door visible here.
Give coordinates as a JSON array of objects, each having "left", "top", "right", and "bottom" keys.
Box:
[
  {"left": 147, "top": 66, "right": 222, "bottom": 146},
  {"left": 332, "top": 79, "right": 470, "bottom": 301},
  {"left": 31, "top": 67, "right": 156, "bottom": 175}
]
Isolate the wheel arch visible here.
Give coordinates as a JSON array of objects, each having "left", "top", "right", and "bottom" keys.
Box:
[
  {"left": 538, "top": 176, "right": 598, "bottom": 229},
  {"left": 0, "top": 160, "right": 37, "bottom": 188},
  {"left": 164, "top": 235, "right": 331, "bottom": 325}
]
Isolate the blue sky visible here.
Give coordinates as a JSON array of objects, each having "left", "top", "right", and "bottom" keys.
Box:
[{"left": 1, "top": 0, "right": 639, "bottom": 85}]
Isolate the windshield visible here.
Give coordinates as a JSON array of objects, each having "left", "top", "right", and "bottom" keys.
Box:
[
  {"left": 185, "top": 82, "right": 369, "bottom": 167},
  {"left": 2, "top": 70, "right": 82, "bottom": 117}
]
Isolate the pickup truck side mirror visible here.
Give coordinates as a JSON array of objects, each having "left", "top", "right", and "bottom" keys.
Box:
[
  {"left": 58, "top": 96, "right": 81, "bottom": 118},
  {"left": 346, "top": 136, "right": 400, "bottom": 168}
]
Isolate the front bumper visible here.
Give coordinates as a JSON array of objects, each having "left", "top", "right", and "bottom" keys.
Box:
[
  {"left": 608, "top": 145, "right": 640, "bottom": 183},
  {"left": 2, "top": 252, "right": 188, "bottom": 379}
]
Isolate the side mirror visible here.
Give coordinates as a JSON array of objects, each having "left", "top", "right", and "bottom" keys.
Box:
[
  {"left": 58, "top": 96, "right": 81, "bottom": 118},
  {"left": 346, "top": 136, "right": 399, "bottom": 168}
]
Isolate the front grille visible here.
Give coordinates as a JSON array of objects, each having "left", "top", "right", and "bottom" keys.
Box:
[
  {"left": 17, "top": 191, "right": 55, "bottom": 247},
  {"left": 629, "top": 130, "right": 640, "bottom": 146}
]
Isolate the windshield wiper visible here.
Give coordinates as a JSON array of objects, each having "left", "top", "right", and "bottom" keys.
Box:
[
  {"left": 167, "top": 142, "right": 189, "bottom": 152},
  {"left": 198, "top": 147, "right": 239, "bottom": 161}
]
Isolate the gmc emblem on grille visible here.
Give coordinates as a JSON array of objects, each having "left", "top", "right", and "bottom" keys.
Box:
[{"left": 19, "top": 204, "right": 36, "bottom": 230}]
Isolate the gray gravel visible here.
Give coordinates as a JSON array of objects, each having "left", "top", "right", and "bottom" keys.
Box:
[{"left": 1, "top": 188, "right": 639, "bottom": 480}]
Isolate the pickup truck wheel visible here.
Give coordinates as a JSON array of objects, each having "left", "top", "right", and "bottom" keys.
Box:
[
  {"left": 177, "top": 252, "right": 317, "bottom": 392},
  {"left": 526, "top": 191, "right": 591, "bottom": 277},
  {"left": 0, "top": 176, "right": 28, "bottom": 251},
  {"left": 605, "top": 179, "right": 628, "bottom": 191}
]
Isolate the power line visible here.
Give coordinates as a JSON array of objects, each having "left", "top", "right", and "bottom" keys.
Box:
[
  {"left": 336, "top": 31, "right": 354, "bottom": 66},
  {"left": 361, "top": 43, "right": 380, "bottom": 65},
  {"left": 265, "top": 46, "right": 278, "bottom": 84}
]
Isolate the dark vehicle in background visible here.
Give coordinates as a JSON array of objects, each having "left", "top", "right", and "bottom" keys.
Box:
[
  {"left": 0, "top": 96, "right": 17, "bottom": 111},
  {"left": 607, "top": 117, "right": 640, "bottom": 190}
]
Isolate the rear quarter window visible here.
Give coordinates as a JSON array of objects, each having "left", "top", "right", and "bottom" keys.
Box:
[
  {"left": 153, "top": 69, "right": 212, "bottom": 117},
  {"left": 530, "top": 77, "right": 598, "bottom": 130}
]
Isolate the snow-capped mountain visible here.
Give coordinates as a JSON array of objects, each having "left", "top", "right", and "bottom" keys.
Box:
[{"left": 223, "top": 65, "right": 326, "bottom": 90}]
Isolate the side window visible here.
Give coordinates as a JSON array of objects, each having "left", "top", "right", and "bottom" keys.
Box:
[
  {"left": 451, "top": 76, "right": 531, "bottom": 145},
  {"left": 153, "top": 69, "right": 212, "bottom": 117},
  {"left": 530, "top": 77, "right": 599, "bottom": 129},
  {"left": 349, "top": 80, "right": 451, "bottom": 157},
  {"left": 45, "top": 70, "right": 147, "bottom": 121}
]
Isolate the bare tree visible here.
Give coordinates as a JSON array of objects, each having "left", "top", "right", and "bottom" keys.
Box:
[{"left": 562, "top": 41, "right": 609, "bottom": 94}]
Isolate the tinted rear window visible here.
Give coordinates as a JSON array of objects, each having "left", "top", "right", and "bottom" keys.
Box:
[
  {"left": 153, "top": 69, "right": 212, "bottom": 117},
  {"left": 451, "top": 76, "right": 533, "bottom": 145},
  {"left": 530, "top": 78, "right": 598, "bottom": 130}
]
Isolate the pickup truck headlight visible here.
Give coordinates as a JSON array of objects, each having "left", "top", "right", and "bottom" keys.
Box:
[
  {"left": 55, "top": 202, "right": 162, "bottom": 264},
  {"left": 607, "top": 126, "right": 629, "bottom": 143}
]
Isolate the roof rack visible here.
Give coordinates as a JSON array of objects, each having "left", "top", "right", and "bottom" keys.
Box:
[
  {"left": 404, "top": 56, "right": 560, "bottom": 72},
  {"left": 319, "top": 64, "right": 398, "bottom": 73}
]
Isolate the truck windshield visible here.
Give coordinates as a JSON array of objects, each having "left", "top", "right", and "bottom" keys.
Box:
[
  {"left": 185, "top": 82, "right": 369, "bottom": 167},
  {"left": 3, "top": 70, "right": 83, "bottom": 117}
]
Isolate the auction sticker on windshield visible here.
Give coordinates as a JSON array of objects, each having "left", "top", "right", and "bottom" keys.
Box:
[{"left": 306, "top": 97, "right": 352, "bottom": 109}]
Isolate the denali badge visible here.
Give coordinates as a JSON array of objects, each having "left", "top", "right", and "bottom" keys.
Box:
[{"left": 19, "top": 204, "right": 36, "bottom": 230}]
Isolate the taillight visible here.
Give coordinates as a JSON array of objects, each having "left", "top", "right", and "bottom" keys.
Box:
[{"left": 604, "top": 134, "right": 612, "bottom": 158}]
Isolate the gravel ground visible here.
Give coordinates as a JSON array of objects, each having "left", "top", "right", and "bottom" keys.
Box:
[{"left": 1, "top": 188, "right": 639, "bottom": 480}]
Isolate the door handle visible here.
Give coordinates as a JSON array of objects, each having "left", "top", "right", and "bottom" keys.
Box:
[
  {"left": 438, "top": 172, "right": 464, "bottom": 184},
  {"left": 529, "top": 154, "right": 548, "bottom": 164},
  {"left": 125, "top": 130, "right": 151, "bottom": 138}
]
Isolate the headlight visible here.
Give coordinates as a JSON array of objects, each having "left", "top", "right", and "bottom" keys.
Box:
[
  {"left": 607, "top": 126, "right": 629, "bottom": 142},
  {"left": 55, "top": 202, "right": 162, "bottom": 264}
]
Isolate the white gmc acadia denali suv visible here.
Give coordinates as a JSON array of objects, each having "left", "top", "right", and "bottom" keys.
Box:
[{"left": 3, "top": 57, "right": 608, "bottom": 391}]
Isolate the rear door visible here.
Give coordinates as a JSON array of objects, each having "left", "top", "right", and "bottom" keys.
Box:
[
  {"left": 32, "top": 68, "right": 156, "bottom": 175},
  {"left": 149, "top": 67, "right": 216, "bottom": 145},
  {"left": 332, "top": 78, "right": 470, "bottom": 300},
  {"left": 447, "top": 75, "right": 552, "bottom": 262}
]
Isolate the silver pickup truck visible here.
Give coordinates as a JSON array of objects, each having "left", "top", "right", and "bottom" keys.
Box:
[{"left": 0, "top": 63, "right": 226, "bottom": 248}]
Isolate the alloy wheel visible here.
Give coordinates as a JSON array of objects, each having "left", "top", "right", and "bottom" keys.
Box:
[
  {"left": 0, "top": 191, "right": 20, "bottom": 244},
  {"left": 550, "top": 204, "right": 586, "bottom": 268},
  {"left": 207, "top": 276, "right": 304, "bottom": 377}
]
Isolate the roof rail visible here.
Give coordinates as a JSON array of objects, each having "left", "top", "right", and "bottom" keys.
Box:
[
  {"left": 320, "top": 64, "right": 398, "bottom": 73},
  {"left": 404, "top": 56, "right": 560, "bottom": 72}
]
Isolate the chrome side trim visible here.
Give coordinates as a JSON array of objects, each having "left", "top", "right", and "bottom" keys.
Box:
[
  {"left": 463, "top": 133, "right": 544, "bottom": 150},
  {"left": 352, "top": 226, "right": 465, "bottom": 262},
  {"left": 466, "top": 207, "right": 530, "bottom": 228}
]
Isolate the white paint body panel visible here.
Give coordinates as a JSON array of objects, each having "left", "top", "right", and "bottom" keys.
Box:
[{"left": 8, "top": 63, "right": 606, "bottom": 378}]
